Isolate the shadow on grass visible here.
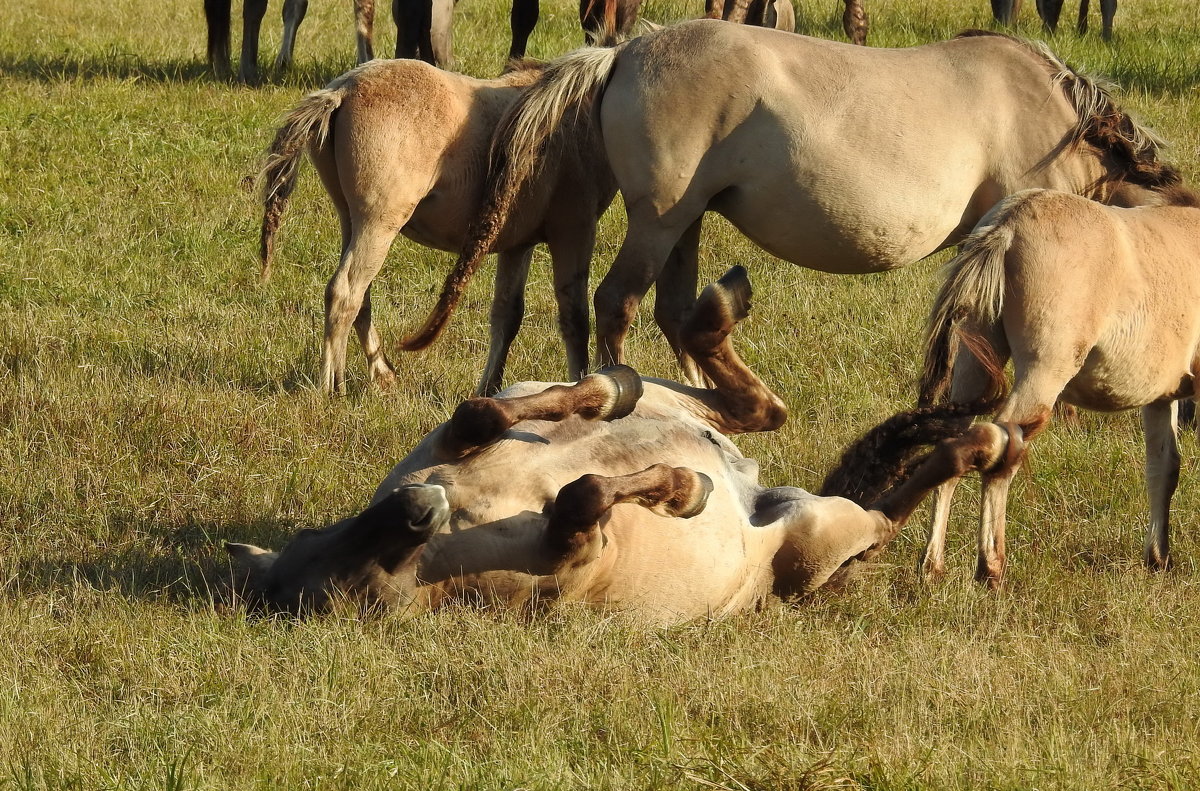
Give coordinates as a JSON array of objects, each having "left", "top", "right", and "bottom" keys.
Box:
[
  {"left": 0, "top": 52, "right": 347, "bottom": 87},
  {"left": 6, "top": 515, "right": 299, "bottom": 606}
]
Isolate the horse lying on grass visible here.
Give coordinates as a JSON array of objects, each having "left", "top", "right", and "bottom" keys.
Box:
[
  {"left": 257, "top": 58, "right": 615, "bottom": 396},
  {"left": 917, "top": 187, "right": 1200, "bottom": 588},
  {"left": 227, "top": 267, "right": 1006, "bottom": 619},
  {"left": 400, "top": 22, "right": 1186, "bottom": 386}
]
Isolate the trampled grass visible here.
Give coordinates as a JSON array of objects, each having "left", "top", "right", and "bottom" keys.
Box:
[{"left": 3, "top": 0, "right": 1200, "bottom": 787}]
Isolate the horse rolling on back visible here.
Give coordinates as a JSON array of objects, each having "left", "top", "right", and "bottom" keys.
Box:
[
  {"left": 257, "top": 58, "right": 616, "bottom": 396},
  {"left": 916, "top": 187, "right": 1200, "bottom": 588},
  {"left": 227, "top": 267, "right": 1005, "bottom": 619},
  {"left": 399, "top": 22, "right": 1184, "bottom": 386}
]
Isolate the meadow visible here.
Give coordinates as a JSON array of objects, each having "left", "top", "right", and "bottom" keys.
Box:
[{"left": 3, "top": 0, "right": 1200, "bottom": 787}]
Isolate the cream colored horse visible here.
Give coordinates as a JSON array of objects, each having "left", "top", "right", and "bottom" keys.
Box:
[
  {"left": 257, "top": 58, "right": 615, "bottom": 396},
  {"left": 227, "top": 268, "right": 1003, "bottom": 620},
  {"left": 917, "top": 187, "right": 1200, "bottom": 587},
  {"left": 401, "top": 22, "right": 1185, "bottom": 386}
]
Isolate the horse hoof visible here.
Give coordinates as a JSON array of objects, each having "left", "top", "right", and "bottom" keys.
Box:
[{"left": 592, "top": 365, "right": 643, "bottom": 421}]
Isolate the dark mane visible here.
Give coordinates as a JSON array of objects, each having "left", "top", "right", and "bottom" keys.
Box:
[{"left": 955, "top": 29, "right": 1195, "bottom": 204}]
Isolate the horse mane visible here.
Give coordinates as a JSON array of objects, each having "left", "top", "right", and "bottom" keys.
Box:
[{"left": 955, "top": 30, "right": 1196, "bottom": 204}]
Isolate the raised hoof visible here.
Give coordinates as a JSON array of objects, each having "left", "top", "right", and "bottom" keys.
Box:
[
  {"left": 713, "top": 265, "right": 752, "bottom": 322},
  {"left": 663, "top": 469, "right": 713, "bottom": 519},
  {"left": 591, "top": 364, "right": 643, "bottom": 421}
]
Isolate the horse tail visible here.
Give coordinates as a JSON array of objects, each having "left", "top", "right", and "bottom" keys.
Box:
[
  {"left": 399, "top": 45, "right": 620, "bottom": 352},
  {"left": 819, "top": 398, "right": 1003, "bottom": 507},
  {"left": 255, "top": 85, "right": 345, "bottom": 283},
  {"left": 917, "top": 193, "right": 1028, "bottom": 408}
]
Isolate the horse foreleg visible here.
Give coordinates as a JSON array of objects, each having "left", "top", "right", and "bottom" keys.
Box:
[
  {"left": 1036, "top": 0, "right": 1065, "bottom": 33},
  {"left": 204, "top": 0, "right": 233, "bottom": 78},
  {"left": 1142, "top": 400, "right": 1179, "bottom": 572},
  {"left": 990, "top": 0, "right": 1022, "bottom": 24},
  {"left": 545, "top": 228, "right": 595, "bottom": 387},
  {"left": 545, "top": 465, "right": 712, "bottom": 569},
  {"left": 239, "top": 0, "right": 268, "bottom": 84},
  {"left": 276, "top": 0, "right": 309, "bottom": 72},
  {"left": 355, "top": 0, "right": 376, "bottom": 63},
  {"left": 353, "top": 286, "right": 397, "bottom": 390},
  {"left": 392, "top": 0, "right": 421, "bottom": 59},
  {"left": 1098, "top": 0, "right": 1115, "bottom": 39},
  {"left": 322, "top": 222, "right": 400, "bottom": 394},
  {"left": 428, "top": 0, "right": 454, "bottom": 66},
  {"left": 509, "top": 0, "right": 539, "bottom": 60},
  {"left": 674, "top": 267, "right": 788, "bottom": 436},
  {"left": 653, "top": 219, "right": 703, "bottom": 387},
  {"left": 476, "top": 247, "right": 534, "bottom": 397}
]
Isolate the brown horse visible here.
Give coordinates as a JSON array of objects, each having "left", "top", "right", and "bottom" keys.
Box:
[
  {"left": 256, "top": 58, "right": 615, "bottom": 395},
  {"left": 401, "top": 23, "right": 1182, "bottom": 387},
  {"left": 917, "top": 187, "right": 1200, "bottom": 588},
  {"left": 227, "top": 267, "right": 1002, "bottom": 619}
]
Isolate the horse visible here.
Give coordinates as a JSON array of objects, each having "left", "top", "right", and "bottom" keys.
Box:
[
  {"left": 205, "top": 0, "right": 380, "bottom": 82},
  {"left": 398, "top": 22, "right": 1184, "bottom": 387},
  {"left": 992, "top": 0, "right": 1116, "bottom": 40},
  {"left": 226, "top": 267, "right": 1003, "bottom": 619},
  {"left": 916, "top": 187, "right": 1200, "bottom": 588},
  {"left": 256, "top": 57, "right": 616, "bottom": 396},
  {"left": 703, "top": 0, "right": 796, "bottom": 34}
]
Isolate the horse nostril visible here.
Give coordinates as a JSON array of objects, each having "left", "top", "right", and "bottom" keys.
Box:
[{"left": 410, "top": 506, "right": 437, "bottom": 530}]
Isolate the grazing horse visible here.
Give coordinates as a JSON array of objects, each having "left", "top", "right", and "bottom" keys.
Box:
[
  {"left": 917, "top": 187, "right": 1200, "bottom": 588},
  {"left": 992, "top": 0, "right": 1116, "bottom": 39},
  {"left": 257, "top": 58, "right": 615, "bottom": 396},
  {"left": 205, "top": 0, "right": 379, "bottom": 82},
  {"left": 227, "top": 267, "right": 1002, "bottom": 619},
  {"left": 400, "top": 22, "right": 1184, "bottom": 386}
]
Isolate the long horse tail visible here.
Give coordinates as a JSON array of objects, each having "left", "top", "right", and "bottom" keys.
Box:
[
  {"left": 916, "top": 192, "right": 1028, "bottom": 408},
  {"left": 818, "top": 397, "right": 1004, "bottom": 508},
  {"left": 255, "top": 84, "right": 345, "bottom": 283},
  {"left": 398, "top": 45, "right": 621, "bottom": 351}
]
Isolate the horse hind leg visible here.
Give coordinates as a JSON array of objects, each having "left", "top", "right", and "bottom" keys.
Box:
[
  {"left": 239, "top": 0, "right": 268, "bottom": 84},
  {"left": 435, "top": 366, "right": 644, "bottom": 460},
  {"left": 509, "top": 0, "right": 539, "bottom": 59},
  {"left": 675, "top": 266, "right": 788, "bottom": 436},
  {"left": 476, "top": 247, "right": 535, "bottom": 397},
  {"left": 353, "top": 285, "right": 396, "bottom": 390},
  {"left": 545, "top": 226, "right": 596, "bottom": 389},
  {"left": 204, "top": 0, "right": 233, "bottom": 78},
  {"left": 1142, "top": 400, "right": 1179, "bottom": 572},
  {"left": 355, "top": 0, "right": 376, "bottom": 63}
]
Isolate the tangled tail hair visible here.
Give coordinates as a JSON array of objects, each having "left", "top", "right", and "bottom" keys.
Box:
[
  {"left": 400, "top": 46, "right": 620, "bottom": 351},
  {"left": 819, "top": 397, "right": 1003, "bottom": 507},
  {"left": 255, "top": 86, "right": 344, "bottom": 282}
]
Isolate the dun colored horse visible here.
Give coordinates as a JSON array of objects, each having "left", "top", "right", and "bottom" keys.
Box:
[
  {"left": 917, "top": 187, "right": 1200, "bottom": 587},
  {"left": 401, "top": 23, "right": 1183, "bottom": 387},
  {"left": 257, "top": 58, "right": 615, "bottom": 395}
]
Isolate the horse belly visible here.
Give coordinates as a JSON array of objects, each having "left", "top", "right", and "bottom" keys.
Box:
[{"left": 1064, "top": 336, "right": 1196, "bottom": 412}]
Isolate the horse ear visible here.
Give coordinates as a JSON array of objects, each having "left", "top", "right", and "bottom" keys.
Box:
[{"left": 225, "top": 542, "right": 278, "bottom": 589}]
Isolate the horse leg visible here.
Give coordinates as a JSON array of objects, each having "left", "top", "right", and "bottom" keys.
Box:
[
  {"left": 322, "top": 221, "right": 401, "bottom": 394},
  {"left": 593, "top": 205, "right": 693, "bottom": 370},
  {"left": 355, "top": 0, "right": 376, "bottom": 63},
  {"left": 476, "top": 247, "right": 535, "bottom": 397},
  {"left": 919, "top": 345, "right": 1011, "bottom": 579},
  {"left": 1036, "top": 0, "right": 1064, "bottom": 32},
  {"left": 509, "top": 0, "right": 539, "bottom": 59},
  {"left": 1142, "top": 400, "right": 1179, "bottom": 571},
  {"left": 668, "top": 267, "right": 788, "bottom": 436},
  {"left": 204, "top": 0, "right": 233, "bottom": 78},
  {"left": 239, "top": 0, "right": 268, "bottom": 84},
  {"left": 842, "top": 0, "right": 867, "bottom": 45},
  {"left": 392, "top": 0, "right": 422, "bottom": 59},
  {"left": 429, "top": 0, "right": 454, "bottom": 67},
  {"left": 545, "top": 226, "right": 596, "bottom": 387},
  {"left": 990, "top": 0, "right": 1018, "bottom": 24},
  {"left": 544, "top": 465, "right": 711, "bottom": 570},
  {"left": 653, "top": 219, "right": 703, "bottom": 387},
  {"left": 352, "top": 286, "right": 396, "bottom": 390},
  {"left": 434, "top": 366, "right": 644, "bottom": 460},
  {"left": 1099, "top": 0, "right": 1115, "bottom": 39},
  {"left": 275, "top": 0, "right": 309, "bottom": 72}
]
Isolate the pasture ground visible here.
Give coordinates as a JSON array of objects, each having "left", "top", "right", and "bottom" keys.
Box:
[{"left": 3, "top": 0, "right": 1200, "bottom": 787}]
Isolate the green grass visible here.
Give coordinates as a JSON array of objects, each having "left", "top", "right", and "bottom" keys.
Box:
[{"left": 4, "top": 0, "right": 1200, "bottom": 787}]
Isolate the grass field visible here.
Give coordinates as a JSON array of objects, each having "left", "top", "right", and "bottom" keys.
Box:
[{"left": 4, "top": 0, "right": 1200, "bottom": 787}]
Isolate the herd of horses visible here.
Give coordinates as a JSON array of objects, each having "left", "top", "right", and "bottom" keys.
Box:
[{"left": 220, "top": 6, "right": 1195, "bottom": 621}]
